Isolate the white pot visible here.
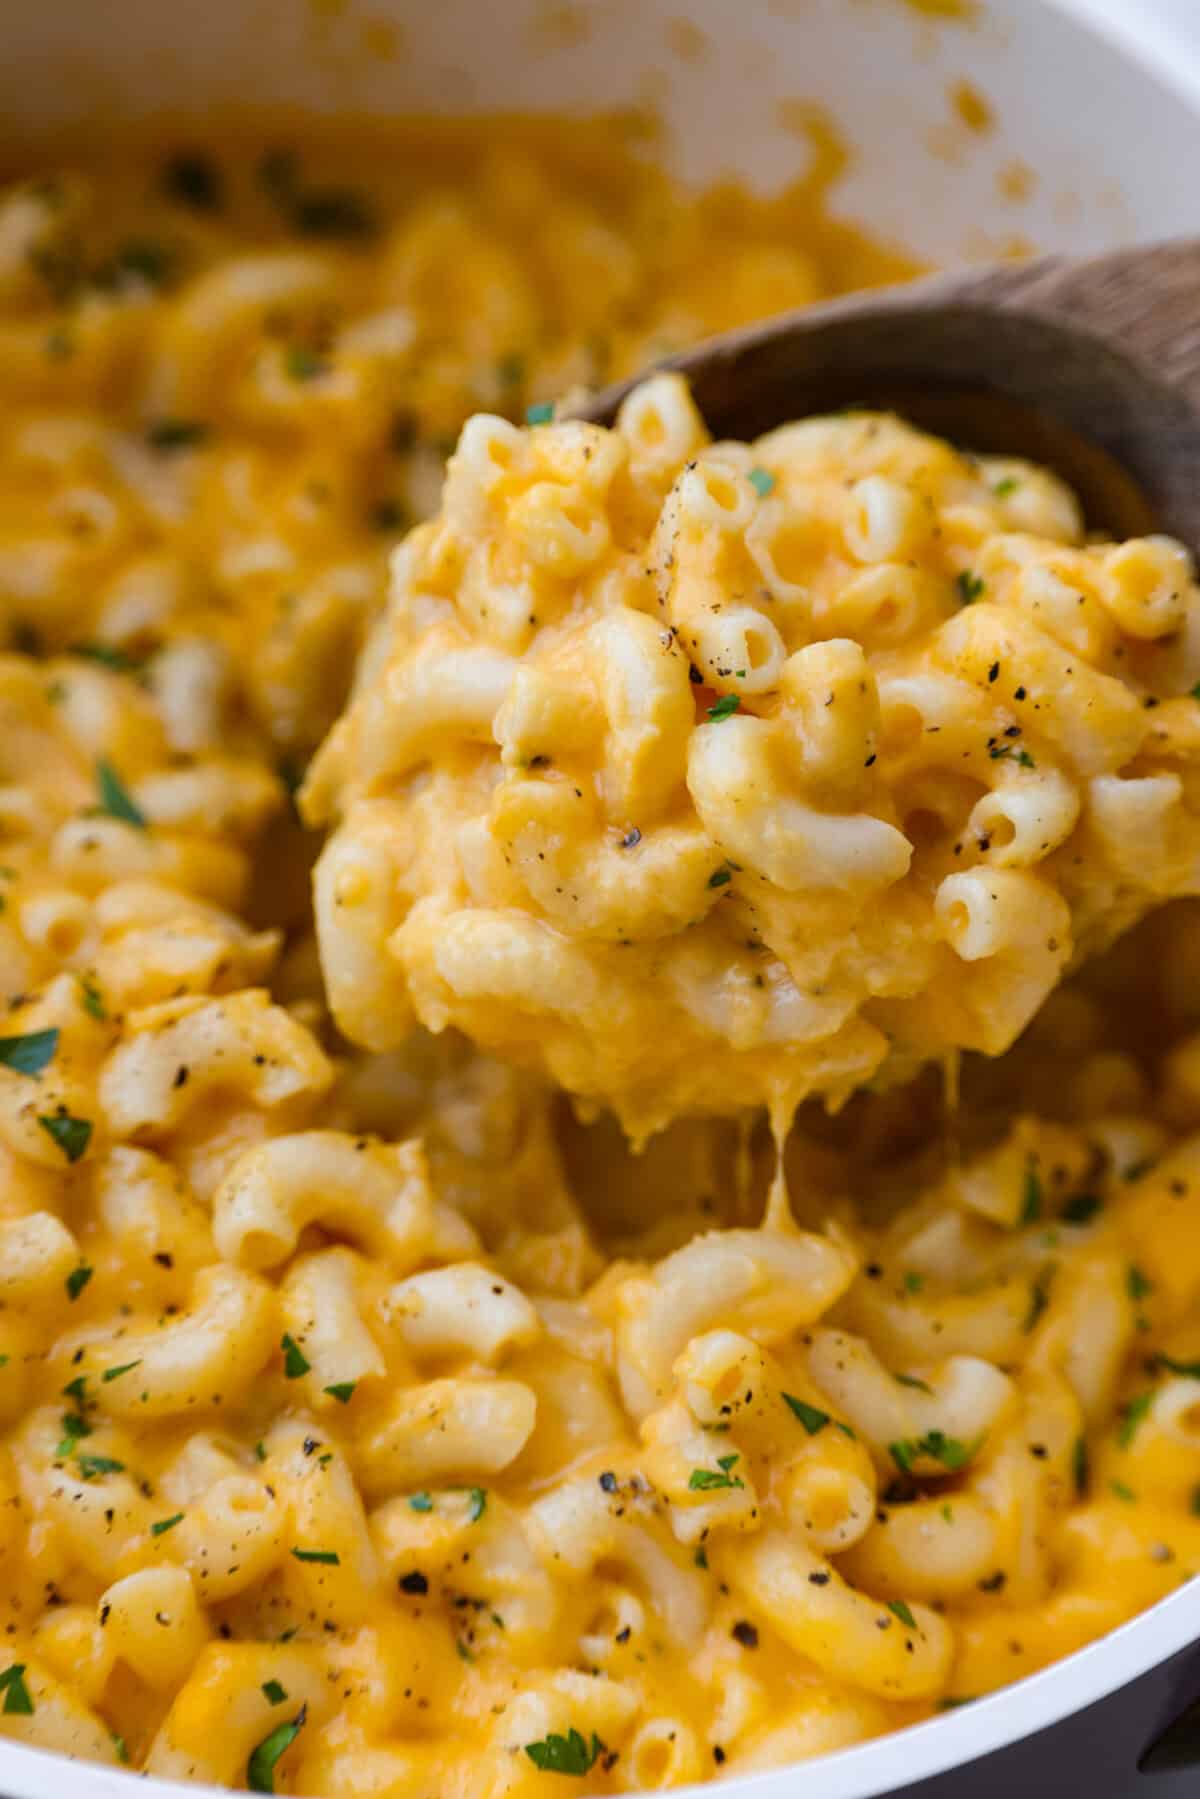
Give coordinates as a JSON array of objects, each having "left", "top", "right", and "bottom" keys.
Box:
[{"left": 1, "top": 2, "right": 1199, "bottom": 1795}]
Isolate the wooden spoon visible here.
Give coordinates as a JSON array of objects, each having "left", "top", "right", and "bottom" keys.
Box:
[{"left": 575, "top": 238, "right": 1200, "bottom": 546}]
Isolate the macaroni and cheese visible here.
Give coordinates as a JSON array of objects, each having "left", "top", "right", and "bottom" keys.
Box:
[
  {"left": 306, "top": 380, "right": 1200, "bottom": 1138},
  {"left": 0, "top": 122, "right": 1197, "bottom": 1799}
]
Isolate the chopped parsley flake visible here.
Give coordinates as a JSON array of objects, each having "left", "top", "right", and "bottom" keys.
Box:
[
  {"left": 1024, "top": 1266, "right": 1054, "bottom": 1333},
  {"left": 894, "top": 1373, "right": 934, "bottom": 1394},
  {"left": 280, "top": 1333, "right": 310, "bottom": 1378},
  {"left": 889, "top": 1431, "right": 975, "bottom": 1475},
  {"left": 0, "top": 1027, "right": 58, "bottom": 1076},
  {"left": 247, "top": 1705, "right": 307, "bottom": 1794},
  {"left": 1110, "top": 1479, "right": 1136, "bottom": 1503},
  {"left": 65, "top": 1263, "right": 93, "bottom": 1300},
  {"left": 291, "top": 1547, "right": 339, "bottom": 1565},
  {"left": 525, "top": 401, "right": 554, "bottom": 425},
  {"left": 151, "top": 1512, "right": 184, "bottom": 1537},
  {"left": 1118, "top": 1391, "right": 1154, "bottom": 1449},
  {"left": 95, "top": 758, "right": 147, "bottom": 829},
  {"left": 78, "top": 976, "right": 106, "bottom": 1021},
  {"left": 1021, "top": 1165, "right": 1042, "bottom": 1225},
  {"left": 782, "top": 1393, "right": 854, "bottom": 1438},
  {"left": 102, "top": 1361, "right": 141, "bottom": 1383},
  {"left": 887, "top": 1599, "right": 917, "bottom": 1630},
  {"left": 956, "top": 570, "right": 985, "bottom": 604},
  {"left": 783, "top": 1395, "right": 830, "bottom": 1434},
  {"left": 707, "top": 694, "right": 741, "bottom": 722},
  {"left": 56, "top": 1412, "right": 91, "bottom": 1457},
  {"left": 688, "top": 1452, "right": 744, "bottom": 1491},
  {"left": 1062, "top": 1193, "right": 1101, "bottom": 1225},
  {"left": 1158, "top": 1353, "right": 1200, "bottom": 1380},
  {"left": 523, "top": 1729, "right": 604, "bottom": 1776},
  {"left": 408, "top": 1491, "right": 433, "bottom": 1513},
  {"left": 262, "top": 1680, "right": 288, "bottom": 1706},
  {"left": 707, "top": 867, "right": 732, "bottom": 889},
  {"left": 1127, "top": 1265, "right": 1153, "bottom": 1303},
  {"left": 747, "top": 466, "right": 775, "bottom": 497},
  {"left": 993, "top": 476, "right": 1020, "bottom": 497},
  {"left": 41, "top": 1115, "right": 92, "bottom": 1163},
  {"left": 466, "top": 1486, "right": 487, "bottom": 1523},
  {"left": 0, "top": 1664, "right": 33, "bottom": 1717},
  {"left": 324, "top": 1381, "right": 356, "bottom": 1404},
  {"left": 78, "top": 1454, "right": 125, "bottom": 1481},
  {"left": 903, "top": 1271, "right": 924, "bottom": 1295}
]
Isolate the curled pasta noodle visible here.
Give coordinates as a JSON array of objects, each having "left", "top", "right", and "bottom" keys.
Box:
[{"left": 213, "top": 1129, "right": 476, "bottom": 1272}]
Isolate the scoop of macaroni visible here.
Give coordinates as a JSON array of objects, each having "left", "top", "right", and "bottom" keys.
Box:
[{"left": 306, "top": 376, "right": 1200, "bottom": 1136}]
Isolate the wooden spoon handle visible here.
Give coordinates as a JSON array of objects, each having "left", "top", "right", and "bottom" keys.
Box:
[
  {"left": 899, "top": 237, "right": 1200, "bottom": 416},
  {"left": 578, "top": 236, "right": 1200, "bottom": 547}
]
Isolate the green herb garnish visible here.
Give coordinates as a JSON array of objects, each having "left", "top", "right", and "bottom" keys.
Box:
[
  {"left": 324, "top": 1382, "right": 356, "bottom": 1405},
  {"left": 151, "top": 1512, "right": 184, "bottom": 1537},
  {"left": 0, "top": 1027, "right": 58, "bottom": 1077},
  {"left": 291, "top": 1547, "right": 339, "bottom": 1565},
  {"left": 96, "top": 758, "right": 147, "bottom": 829},
  {"left": 783, "top": 1395, "right": 831, "bottom": 1435},
  {"left": 78, "top": 1454, "right": 125, "bottom": 1480},
  {"left": 280, "top": 1334, "right": 310, "bottom": 1378},
  {"left": 247, "top": 1705, "right": 307, "bottom": 1794},
  {"left": 1118, "top": 1391, "right": 1154, "bottom": 1449},
  {"left": 748, "top": 466, "right": 775, "bottom": 497},
  {"left": 707, "top": 694, "right": 741, "bottom": 722},
  {"left": 41, "top": 1115, "right": 92, "bottom": 1163},
  {"left": 956, "top": 570, "right": 985, "bottom": 604},
  {"left": 887, "top": 1599, "right": 917, "bottom": 1630},
  {"left": 64, "top": 1262, "right": 93, "bottom": 1299},
  {"left": 102, "top": 1361, "right": 141, "bottom": 1383},
  {"left": 0, "top": 1664, "right": 33, "bottom": 1716},
  {"left": 524, "top": 1729, "right": 604, "bottom": 1776},
  {"left": 1021, "top": 1164, "right": 1042, "bottom": 1226},
  {"left": 889, "top": 1430, "right": 975, "bottom": 1474},
  {"left": 688, "top": 1452, "right": 744, "bottom": 1492}
]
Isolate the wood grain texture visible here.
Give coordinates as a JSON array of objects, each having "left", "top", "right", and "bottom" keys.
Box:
[{"left": 577, "top": 237, "right": 1200, "bottom": 547}]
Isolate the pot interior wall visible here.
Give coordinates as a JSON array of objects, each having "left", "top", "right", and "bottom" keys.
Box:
[{"left": 1, "top": 0, "right": 1198, "bottom": 263}]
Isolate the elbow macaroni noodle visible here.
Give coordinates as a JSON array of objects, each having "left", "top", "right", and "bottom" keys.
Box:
[
  {"left": 308, "top": 380, "right": 1200, "bottom": 1138},
  {"left": 0, "top": 123, "right": 1199, "bottom": 1798}
]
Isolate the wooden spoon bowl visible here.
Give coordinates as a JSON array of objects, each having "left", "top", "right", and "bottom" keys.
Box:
[{"left": 577, "top": 240, "right": 1200, "bottom": 545}]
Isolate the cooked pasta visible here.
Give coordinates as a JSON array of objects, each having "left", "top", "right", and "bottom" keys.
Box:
[
  {"left": 307, "top": 378, "right": 1200, "bottom": 1137},
  {"left": 0, "top": 120, "right": 1197, "bottom": 1799}
]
